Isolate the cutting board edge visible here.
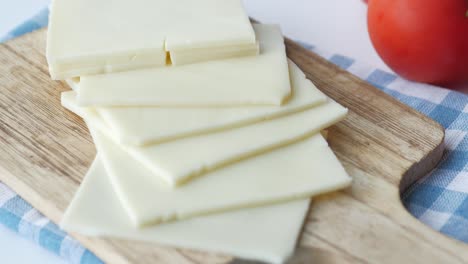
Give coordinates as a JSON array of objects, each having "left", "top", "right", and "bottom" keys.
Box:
[{"left": 399, "top": 127, "right": 445, "bottom": 193}]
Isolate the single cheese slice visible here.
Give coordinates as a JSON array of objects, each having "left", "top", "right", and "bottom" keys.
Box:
[
  {"left": 76, "top": 24, "right": 290, "bottom": 107},
  {"left": 61, "top": 158, "right": 310, "bottom": 264},
  {"left": 47, "top": 0, "right": 257, "bottom": 79},
  {"left": 90, "top": 129, "right": 351, "bottom": 226},
  {"left": 169, "top": 41, "right": 260, "bottom": 66},
  {"left": 64, "top": 61, "right": 327, "bottom": 146},
  {"left": 63, "top": 95, "right": 347, "bottom": 187}
]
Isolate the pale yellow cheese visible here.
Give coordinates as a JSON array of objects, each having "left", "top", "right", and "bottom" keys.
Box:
[
  {"left": 89, "top": 129, "right": 351, "bottom": 226},
  {"left": 170, "top": 41, "right": 260, "bottom": 66},
  {"left": 47, "top": 0, "right": 257, "bottom": 79},
  {"left": 76, "top": 25, "right": 290, "bottom": 107},
  {"left": 65, "top": 78, "right": 79, "bottom": 91},
  {"left": 64, "top": 61, "right": 327, "bottom": 146},
  {"left": 63, "top": 94, "right": 348, "bottom": 187},
  {"left": 61, "top": 158, "right": 310, "bottom": 264}
]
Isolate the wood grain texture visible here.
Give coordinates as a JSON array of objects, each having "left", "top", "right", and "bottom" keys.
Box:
[{"left": 0, "top": 28, "right": 466, "bottom": 263}]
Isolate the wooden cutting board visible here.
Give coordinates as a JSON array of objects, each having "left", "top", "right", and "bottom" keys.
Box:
[{"left": 0, "top": 28, "right": 467, "bottom": 264}]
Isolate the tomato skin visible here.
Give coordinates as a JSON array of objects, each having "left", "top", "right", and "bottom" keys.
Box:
[{"left": 367, "top": 0, "right": 468, "bottom": 86}]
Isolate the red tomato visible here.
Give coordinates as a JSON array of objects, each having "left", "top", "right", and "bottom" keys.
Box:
[{"left": 367, "top": 0, "right": 468, "bottom": 86}]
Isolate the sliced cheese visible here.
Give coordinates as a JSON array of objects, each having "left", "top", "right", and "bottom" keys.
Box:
[
  {"left": 170, "top": 41, "right": 260, "bottom": 66},
  {"left": 90, "top": 129, "right": 351, "bottom": 226},
  {"left": 65, "top": 78, "right": 79, "bottom": 91},
  {"left": 76, "top": 24, "right": 290, "bottom": 107},
  {"left": 64, "top": 61, "right": 327, "bottom": 146},
  {"left": 47, "top": 0, "right": 257, "bottom": 79},
  {"left": 61, "top": 158, "right": 310, "bottom": 264},
  {"left": 63, "top": 94, "right": 348, "bottom": 187}
]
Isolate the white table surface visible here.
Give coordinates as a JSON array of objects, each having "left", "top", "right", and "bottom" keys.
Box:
[{"left": 0, "top": 0, "right": 465, "bottom": 263}]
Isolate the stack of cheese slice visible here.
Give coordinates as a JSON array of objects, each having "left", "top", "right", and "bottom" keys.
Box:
[{"left": 47, "top": 0, "right": 352, "bottom": 263}]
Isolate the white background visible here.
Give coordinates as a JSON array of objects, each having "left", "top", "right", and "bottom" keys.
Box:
[{"left": 0, "top": 0, "right": 466, "bottom": 263}]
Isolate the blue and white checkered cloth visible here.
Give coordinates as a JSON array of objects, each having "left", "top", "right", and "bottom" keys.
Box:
[{"left": 1, "top": 8, "right": 467, "bottom": 264}]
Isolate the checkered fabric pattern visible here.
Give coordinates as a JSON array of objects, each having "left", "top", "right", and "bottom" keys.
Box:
[
  {"left": 0, "top": 8, "right": 49, "bottom": 43},
  {"left": 0, "top": 8, "right": 467, "bottom": 264}
]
